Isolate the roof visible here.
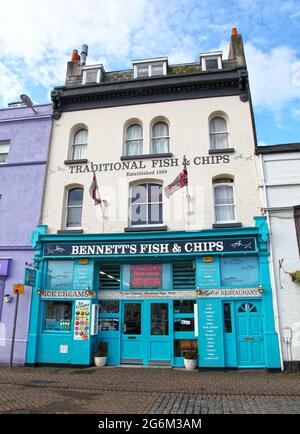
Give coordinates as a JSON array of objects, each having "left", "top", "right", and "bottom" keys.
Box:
[{"left": 255, "top": 143, "right": 300, "bottom": 155}]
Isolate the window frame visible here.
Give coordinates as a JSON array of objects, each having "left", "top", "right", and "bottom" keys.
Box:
[
  {"left": 133, "top": 60, "right": 167, "bottom": 78},
  {"left": 71, "top": 128, "right": 88, "bottom": 161},
  {"left": 213, "top": 179, "right": 236, "bottom": 224},
  {"left": 82, "top": 65, "right": 103, "bottom": 85},
  {"left": 201, "top": 52, "right": 223, "bottom": 71},
  {"left": 0, "top": 141, "right": 10, "bottom": 164},
  {"left": 124, "top": 123, "right": 143, "bottom": 156},
  {"left": 209, "top": 116, "right": 229, "bottom": 150},
  {"left": 129, "top": 182, "right": 163, "bottom": 228},
  {"left": 151, "top": 121, "right": 170, "bottom": 154},
  {"left": 64, "top": 186, "right": 84, "bottom": 229}
]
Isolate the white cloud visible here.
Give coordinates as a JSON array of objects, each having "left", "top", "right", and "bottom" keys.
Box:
[{"left": 0, "top": 62, "right": 24, "bottom": 104}]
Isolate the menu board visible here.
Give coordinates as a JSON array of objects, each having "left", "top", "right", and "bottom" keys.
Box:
[
  {"left": 199, "top": 300, "right": 224, "bottom": 367},
  {"left": 74, "top": 300, "right": 90, "bottom": 340},
  {"left": 99, "top": 318, "right": 119, "bottom": 332},
  {"left": 198, "top": 257, "right": 219, "bottom": 288},
  {"left": 73, "top": 261, "right": 93, "bottom": 289},
  {"left": 130, "top": 264, "right": 162, "bottom": 289}
]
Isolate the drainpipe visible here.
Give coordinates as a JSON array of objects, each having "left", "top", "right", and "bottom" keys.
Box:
[{"left": 259, "top": 153, "right": 284, "bottom": 370}]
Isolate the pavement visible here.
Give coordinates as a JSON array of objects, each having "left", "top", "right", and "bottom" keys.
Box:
[{"left": 0, "top": 366, "right": 299, "bottom": 414}]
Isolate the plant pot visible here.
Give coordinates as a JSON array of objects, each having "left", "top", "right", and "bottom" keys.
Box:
[
  {"left": 94, "top": 356, "right": 107, "bottom": 367},
  {"left": 184, "top": 358, "right": 197, "bottom": 371}
]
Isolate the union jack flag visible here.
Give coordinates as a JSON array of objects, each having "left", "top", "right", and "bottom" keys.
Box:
[
  {"left": 164, "top": 168, "right": 188, "bottom": 198},
  {"left": 89, "top": 173, "right": 102, "bottom": 205}
]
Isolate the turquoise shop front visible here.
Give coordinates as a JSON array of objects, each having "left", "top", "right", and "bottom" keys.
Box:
[{"left": 25, "top": 217, "right": 281, "bottom": 369}]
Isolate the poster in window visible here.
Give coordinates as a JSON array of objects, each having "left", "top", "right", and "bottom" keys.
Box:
[
  {"left": 74, "top": 300, "right": 90, "bottom": 340},
  {"left": 130, "top": 264, "right": 162, "bottom": 289}
]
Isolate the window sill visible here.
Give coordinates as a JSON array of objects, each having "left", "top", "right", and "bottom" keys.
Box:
[
  {"left": 124, "top": 226, "right": 168, "bottom": 232},
  {"left": 57, "top": 229, "right": 84, "bottom": 234},
  {"left": 120, "top": 153, "right": 172, "bottom": 161},
  {"left": 64, "top": 159, "right": 88, "bottom": 165},
  {"left": 209, "top": 148, "right": 235, "bottom": 154},
  {"left": 212, "top": 222, "right": 242, "bottom": 228}
]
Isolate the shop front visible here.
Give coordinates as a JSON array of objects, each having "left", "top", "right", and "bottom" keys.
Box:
[{"left": 25, "top": 217, "right": 281, "bottom": 369}]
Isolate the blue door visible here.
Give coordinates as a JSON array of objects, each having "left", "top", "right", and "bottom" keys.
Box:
[
  {"left": 223, "top": 302, "right": 237, "bottom": 367},
  {"left": 121, "top": 301, "right": 144, "bottom": 364},
  {"left": 235, "top": 301, "right": 265, "bottom": 367},
  {"left": 148, "top": 301, "right": 172, "bottom": 365}
]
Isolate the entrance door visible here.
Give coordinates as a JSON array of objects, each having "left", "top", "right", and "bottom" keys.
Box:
[
  {"left": 235, "top": 301, "right": 265, "bottom": 367},
  {"left": 148, "top": 301, "right": 172, "bottom": 365},
  {"left": 121, "top": 302, "right": 144, "bottom": 364}
]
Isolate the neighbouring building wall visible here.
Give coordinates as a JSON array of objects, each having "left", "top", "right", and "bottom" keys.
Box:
[
  {"left": 257, "top": 148, "right": 300, "bottom": 368},
  {"left": 0, "top": 104, "right": 52, "bottom": 364}
]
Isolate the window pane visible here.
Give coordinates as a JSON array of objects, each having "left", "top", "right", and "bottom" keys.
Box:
[
  {"left": 74, "top": 130, "right": 88, "bottom": 145},
  {"left": 223, "top": 303, "right": 232, "bottom": 333},
  {"left": 0, "top": 143, "right": 10, "bottom": 153},
  {"left": 46, "top": 261, "right": 73, "bottom": 289},
  {"left": 68, "top": 188, "right": 83, "bottom": 206},
  {"left": 137, "top": 66, "right": 149, "bottom": 77},
  {"left": 131, "top": 204, "right": 147, "bottom": 225},
  {"left": 220, "top": 256, "right": 259, "bottom": 286},
  {"left": 124, "top": 303, "right": 141, "bottom": 335},
  {"left": 99, "top": 300, "right": 119, "bottom": 313},
  {"left": 152, "top": 138, "right": 169, "bottom": 153},
  {"left": 67, "top": 206, "right": 83, "bottom": 227},
  {"left": 148, "top": 203, "right": 163, "bottom": 224},
  {"left": 210, "top": 133, "right": 229, "bottom": 149},
  {"left": 173, "top": 300, "right": 195, "bottom": 314},
  {"left": 72, "top": 144, "right": 86, "bottom": 160},
  {"left": 174, "top": 318, "right": 194, "bottom": 332},
  {"left": 206, "top": 59, "right": 218, "bottom": 70},
  {"left": 99, "top": 318, "right": 119, "bottom": 331},
  {"left": 131, "top": 184, "right": 147, "bottom": 204},
  {"left": 126, "top": 124, "right": 142, "bottom": 140},
  {"left": 148, "top": 183, "right": 162, "bottom": 203},
  {"left": 151, "top": 303, "right": 169, "bottom": 335},
  {"left": 215, "top": 205, "right": 235, "bottom": 222},
  {"left": 44, "top": 301, "right": 72, "bottom": 331},
  {"left": 214, "top": 185, "right": 233, "bottom": 205},
  {"left": 174, "top": 339, "right": 198, "bottom": 357},
  {"left": 151, "top": 64, "right": 164, "bottom": 76},
  {"left": 152, "top": 122, "right": 168, "bottom": 138},
  {"left": 0, "top": 154, "right": 8, "bottom": 163}
]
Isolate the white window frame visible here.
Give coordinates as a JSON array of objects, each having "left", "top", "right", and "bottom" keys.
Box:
[
  {"left": 209, "top": 116, "right": 229, "bottom": 150},
  {"left": 133, "top": 58, "right": 168, "bottom": 78},
  {"left": 151, "top": 121, "right": 170, "bottom": 154},
  {"left": 129, "top": 182, "right": 164, "bottom": 227},
  {"left": 71, "top": 129, "right": 88, "bottom": 161},
  {"left": 124, "top": 124, "right": 143, "bottom": 156},
  {"left": 0, "top": 141, "right": 10, "bottom": 164},
  {"left": 200, "top": 52, "right": 222, "bottom": 71},
  {"left": 213, "top": 180, "right": 236, "bottom": 224},
  {"left": 82, "top": 65, "right": 103, "bottom": 85},
  {"left": 65, "top": 187, "right": 84, "bottom": 230}
]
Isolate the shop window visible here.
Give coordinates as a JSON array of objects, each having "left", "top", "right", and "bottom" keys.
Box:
[
  {"left": 0, "top": 141, "right": 10, "bottom": 164},
  {"left": 173, "top": 300, "right": 195, "bottom": 314},
  {"left": 151, "top": 121, "right": 169, "bottom": 154},
  {"left": 213, "top": 178, "right": 235, "bottom": 223},
  {"left": 125, "top": 124, "right": 143, "bottom": 156},
  {"left": 173, "top": 261, "right": 195, "bottom": 290},
  {"left": 65, "top": 187, "right": 84, "bottom": 228},
  {"left": 99, "top": 264, "right": 121, "bottom": 291},
  {"left": 99, "top": 318, "right": 119, "bottom": 331},
  {"left": 99, "top": 300, "right": 119, "bottom": 313},
  {"left": 223, "top": 303, "right": 232, "bottom": 333},
  {"left": 174, "top": 339, "right": 198, "bottom": 358},
  {"left": 129, "top": 183, "right": 163, "bottom": 227},
  {"left": 174, "top": 318, "right": 194, "bottom": 332},
  {"left": 209, "top": 117, "right": 229, "bottom": 150},
  {"left": 71, "top": 129, "right": 88, "bottom": 160},
  {"left": 151, "top": 303, "right": 169, "bottom": 335},
  {"left": 238, "top": 303, "right": 257, "bottom": 313},
  {"left": 46, "top": 261, "right": 73, "bottom": 289},
  {"left": 220, "top": 256, "right": 258, "bottom": 287},
  {"left": 44, "top": 301, "right": 72, "bottom": 332}
]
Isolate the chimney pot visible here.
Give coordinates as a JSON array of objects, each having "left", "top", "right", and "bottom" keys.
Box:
[
  {"left": 231, "top": 27, "right": 238, "bottom": 36},
  {"left": 71, "top": 49, "right": 80, "bottom": 62}
]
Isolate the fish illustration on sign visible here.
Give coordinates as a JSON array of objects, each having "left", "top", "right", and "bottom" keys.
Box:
[
  {"left": 230, "top": 240, "right": 252, "bottom": 249},
  {"left": 46, "top": 246, "right": 66, "bottom": 254}
]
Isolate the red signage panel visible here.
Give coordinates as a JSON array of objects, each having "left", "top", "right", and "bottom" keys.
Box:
[{"left": 130, "top": 264, "right": 162, "bottom": 289}]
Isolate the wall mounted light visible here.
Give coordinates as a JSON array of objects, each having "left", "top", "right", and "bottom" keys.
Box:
[{"left": 258, "top": 284, "right": 264, "bottom": 294}]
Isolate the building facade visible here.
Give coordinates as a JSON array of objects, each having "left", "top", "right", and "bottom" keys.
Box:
[
  {"left": 26, "top": 30, "right": 281, "bottom": 369},
  {"left": 0, "top": 102, "right": 52, "bottom": 364},
  {"left": 256, "top": 143, "right": 300, "bottom": 370}
]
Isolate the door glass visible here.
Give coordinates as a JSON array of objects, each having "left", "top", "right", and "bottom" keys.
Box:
[
  {"left": 124, "top": 303, "right": 141, "bottom": 335},
  {"left": 223, "top": 303, "right": 232, "bottom": 333},
  {"left": 151, "top": 303, "right": 169, "bottom": 335}
]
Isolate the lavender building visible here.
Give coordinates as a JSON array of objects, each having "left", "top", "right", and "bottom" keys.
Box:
[{"left": 0, "top": 102, "right": 52, "bottom": 365}]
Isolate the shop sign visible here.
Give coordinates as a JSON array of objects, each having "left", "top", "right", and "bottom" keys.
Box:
[
  {"left": 99, "top": 290, "right": 197, "bottom": 300},
  {"left": 24, "top": 268, "right": 36, "bottom": 287},
  {"left": 197, "top": 288, "right": 262, "bottom": 298},
  {"left": 40, "top": 290, "right": 96, "bottom": 299},
  {"left": 130, "top": 264, "right": 162, "bottom": 289},
  {"left": 74, "top": 300, "right": 90, "bottom": 340},
  {"left": 44, "top": 237, "right": 256, "bottom": 257}
]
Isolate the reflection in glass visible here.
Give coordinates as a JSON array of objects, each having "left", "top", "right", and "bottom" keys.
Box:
[
  {"left": 223, "top": 303, "right": 232, "bottom": 333},
  {"left": 44, "top": 301, "right": 72, "bottom": 331},
  {"left": 151, "top": 303, "right": 169, "bottom": 335},
  {"left": 46, "top": 261, "right": 73, "bottom": 289},
  {"left": 174, "top": 318, "right": 194, "bottom": 332},
  {"left": 124, "top": 303, "right": 141, "bottom": 335},
  {"left": 173, "top": 300, "right": 195, "bottom": 314},
  {"left": 99, "top": 300, "right": 119, "bottom": 314},
  {"left": 174, "top": 339, "right": 198, "bottom": 357}
]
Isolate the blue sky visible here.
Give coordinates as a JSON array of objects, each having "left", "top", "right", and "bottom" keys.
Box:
[{"left": 0, "top": 0, "right": 299, "bottom": 145}]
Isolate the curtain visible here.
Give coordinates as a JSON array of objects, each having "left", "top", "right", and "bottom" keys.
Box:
[
  {"left": 210, "top": 117, "right": 229, "bottom": 149},
  {"left": 152, "top": 122, "right": 169, "bottom": 153},
  {"left": 73, "top": 129, "right": 88, "bottom": 159},
  {"left": 126, "top": 124, "right": 143, "bottom": 155},
  {"left": 214, "top": 184, "right": 235, "bottom": 222}
]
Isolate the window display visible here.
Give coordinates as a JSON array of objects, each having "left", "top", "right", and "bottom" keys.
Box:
[{"left": 44, "top": 301, "right": 72, "bottom": 332}]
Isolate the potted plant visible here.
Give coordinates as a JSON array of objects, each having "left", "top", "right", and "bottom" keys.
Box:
[
  {"left": 94, "top": 342, "right": 108, "bottom": 367},
  {"left": 183, "top": 350, "right": 197, "bottom": 371}
]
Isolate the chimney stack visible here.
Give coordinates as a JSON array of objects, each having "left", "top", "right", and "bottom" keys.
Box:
[{"left": 228, "top": 28, "right": 246, "bottom": 66}]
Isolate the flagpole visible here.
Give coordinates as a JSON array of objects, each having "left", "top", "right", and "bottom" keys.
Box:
[
  {"left": 92, "top": 169, "right": 105, "bottom": 233},
  {"left": 183, "top": 155, "right": 190, "bottom": 230}
]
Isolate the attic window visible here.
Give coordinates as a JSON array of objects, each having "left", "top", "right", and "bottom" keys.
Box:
[
  {"left": 82, "top": 65, "right": 103, "bottom": 85},
  {"left": 200, "top": 52, "right": 222, "bottom": 71},
  {"left": 133, "top": 58, "right": 168, "bottom": 78}
]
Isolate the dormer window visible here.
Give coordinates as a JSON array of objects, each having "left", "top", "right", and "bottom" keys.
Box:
[
  {"left": 200, "top": 52, "right": 222, "bottom": 71},
  {"left": 133, "top": 58, "right": 168, "bottom": 78},
  {"left": 82, "top": 65, "right": 104, "bottom": 85}
]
